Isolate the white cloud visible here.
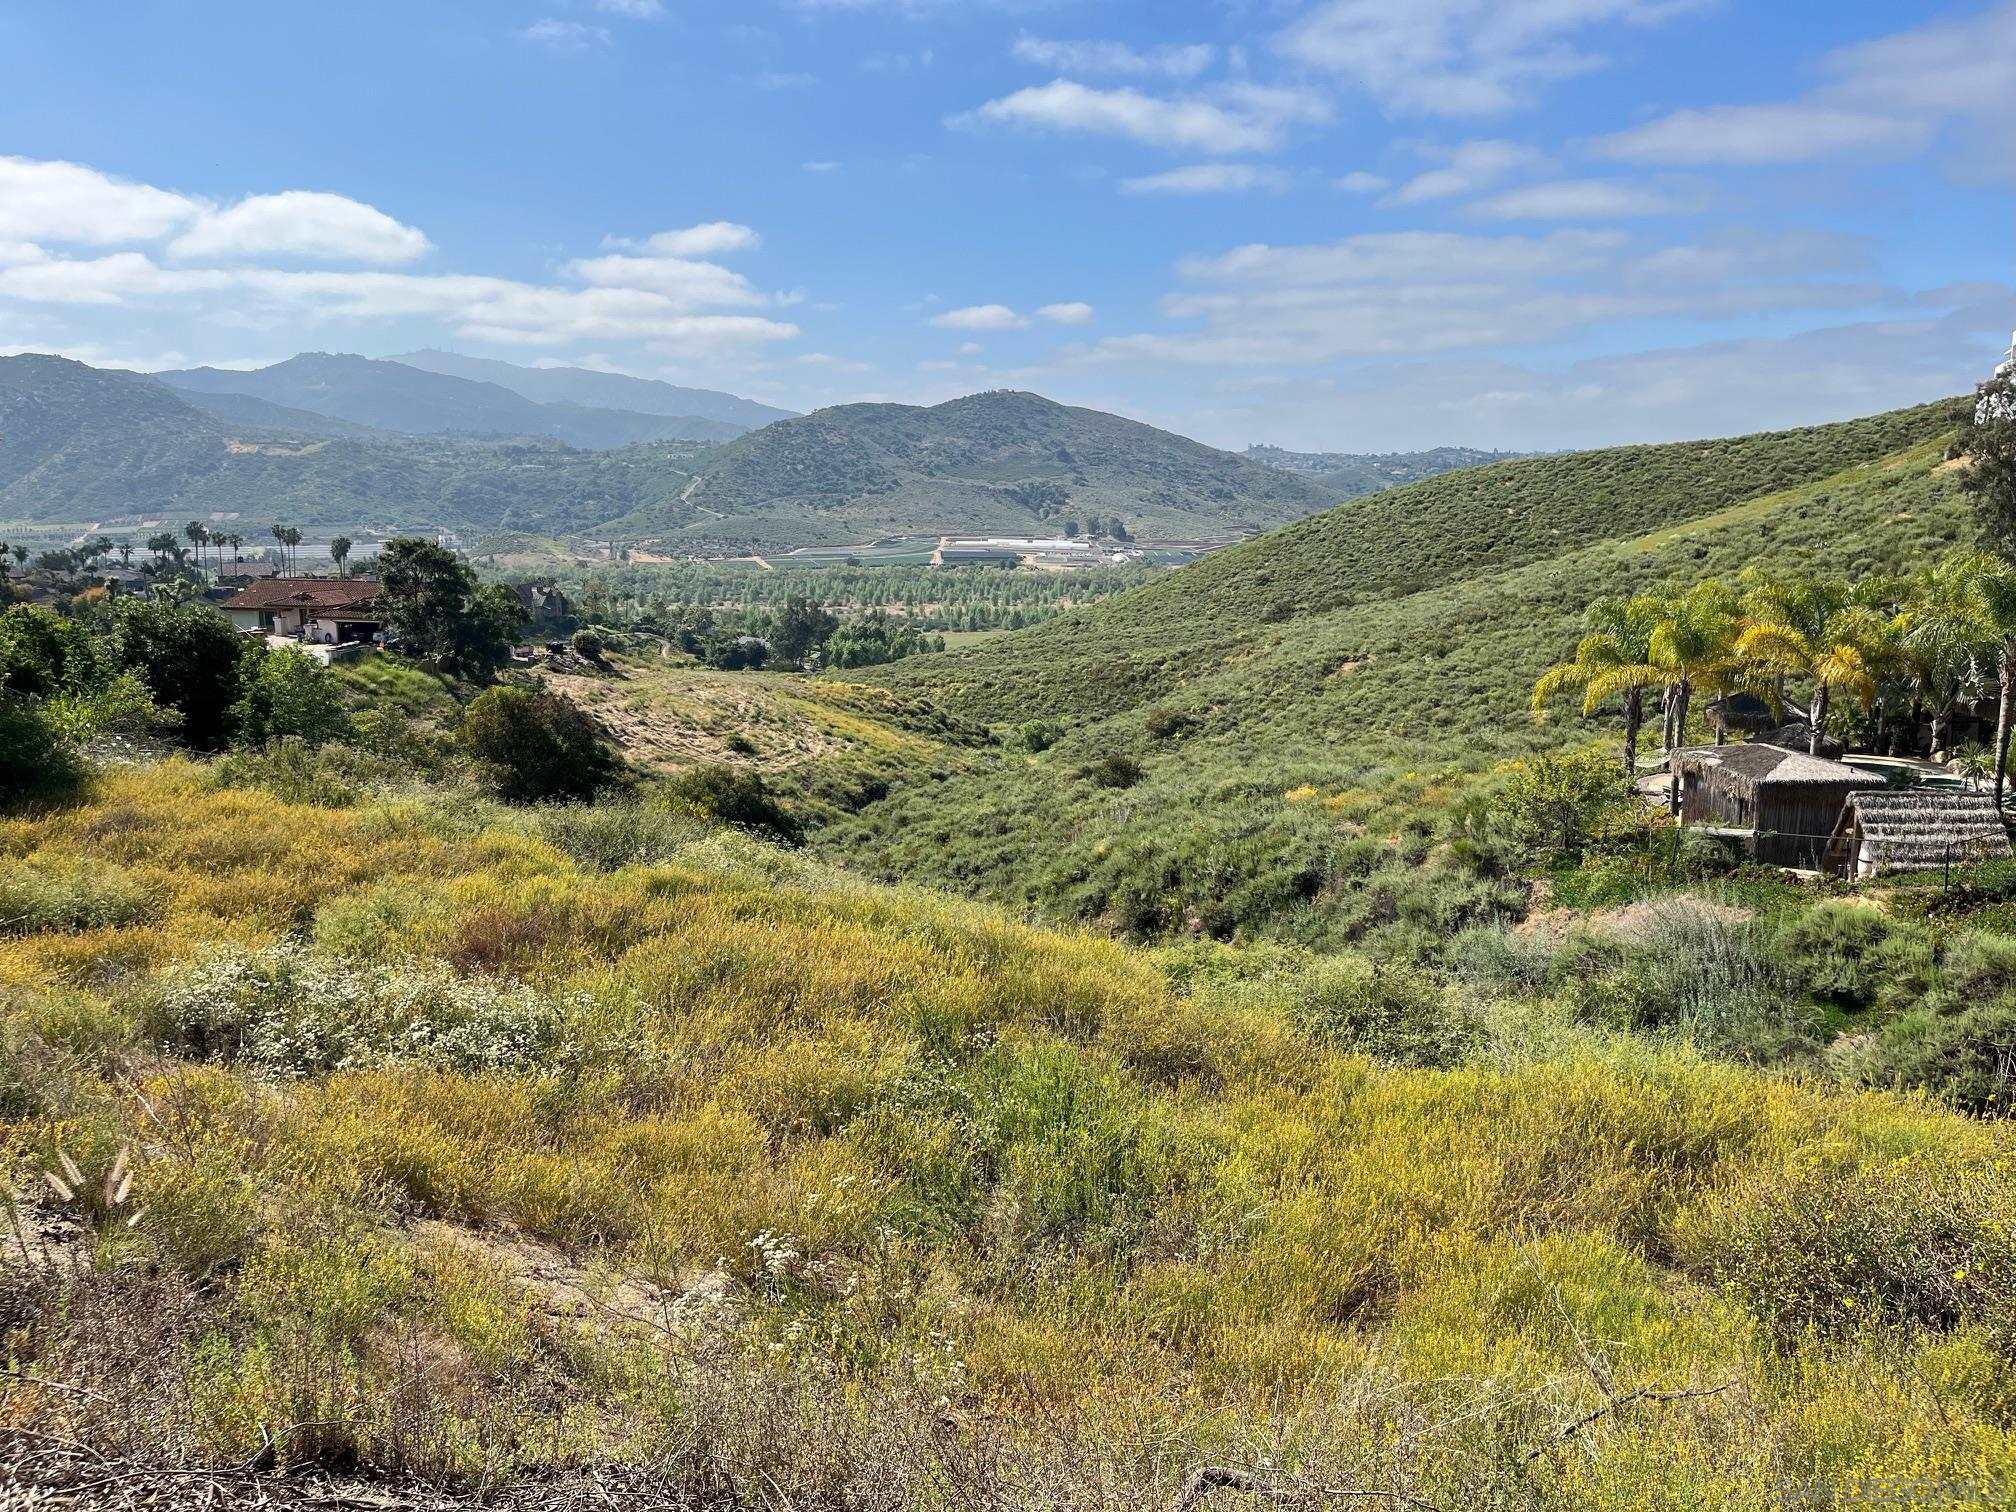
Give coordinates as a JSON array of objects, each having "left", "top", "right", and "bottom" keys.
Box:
[
  {"left": 1334, "top": 171, "right": 1389, "bottom": 194},
  {"left": 953, "top": 79, "right": 1325, "bottom": 155},
  {"left": 753, "top": 71, "right": 816, "bottom": 90},
  {"left": 957, "top": 341, "right": 984, "bottom": 356},
  {"left": 1387, "top": 139, "right": 1543, "bottom": 203},
  {"left": 1597, "top": 104, "right": 1929, "bottom": 166},
  {"left": 1076, "top": 227, "right": 1894, "bottom": 369},
  {"left": 1200, "top": 294, "right": 2009, "bottom": 452},
  {"left": 0, "top": 242, "right": 48, "bottom": 268},
  {"left": 637, "top": 222, "right": 762, "bottom": 256},
  {"left": 593, "top": 0, "right": 663, "bottom": 15},
  {"left": 1010, "top": 35, "right": 1216, "bottom": 80},
  {"left": 1121, "top": 164, "right": 1292, "bottom": 195},
  {"left": 802, "top": 160, "right": 843, "bottom": 173},
  {"left": 561, "top": 254, "right": 768, "bottom": 309},
  {"left": 1036, "top": 302, "right": 1095, "bottom": 325},
  {"left": 166, "top": 191, "right": 430, "bottom": 265},
  {"left": 1595, "top": 4, "right": 2016, "bottom": 172},
  {"left": 1469, "top": 178, "right": 1698, "bottom": 219},
  {"left": 1277, "top": 0, "right": 1707, "bottom": 118},
  {"left": 932, "top": 303, "right": 1027, "bottom": 331},
  {"left": 0, "top": 156, "right": 200, "bottom": 246},
  {"left": 517, "top": 19, "right": 610, "bottom": 51}
]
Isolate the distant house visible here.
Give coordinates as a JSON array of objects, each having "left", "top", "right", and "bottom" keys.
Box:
[
  {"left": 1674, "top": 743, "right": 1883, "bottom": 869},
  {"left": 220, "top": 577, "right": 383, "bottom": 645},
  {"left": 1702, "top": 692, "right": 1777, "bottom": 739},
  {"left": 1829, "top": 790, "right": 2014, "bottom": 880}
]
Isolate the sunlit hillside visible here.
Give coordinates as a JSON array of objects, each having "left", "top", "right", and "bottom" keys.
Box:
[{"left": 10, "top": 767, "right": 2016, "bottom": 1507}]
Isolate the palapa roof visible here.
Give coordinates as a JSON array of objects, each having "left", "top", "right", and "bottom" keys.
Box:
[
  {"left": 1836, "top": 789, "right": 2013, "bottom": 870},
  {"left": 1675, "top": 742, "right": 1876, "bottom": 789},
  {"left": 220, "top": 577, "right": 380, "bottom": 615}
]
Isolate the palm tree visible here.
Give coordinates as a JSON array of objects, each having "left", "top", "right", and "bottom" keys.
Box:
[
  {"left": 1533, "top": 594, "right": 1664, "bottom": 779},
  {"left": 1894, "top": 554, "right": 1996, "bottom": 757},
  {"left": 117, "top": 540, "right": 133, "bottom": 568},
  {"left": 1646, "top": 579, "right": 1741, "bottom": 756},
  {"left": 330, "top": 535, "right": 353, "bottom": 577},
  {"left": 185, "top": 520, "right": 210, "bottom": 572},
  {"left": 9, "top": 546, "right": 26, "bottom": 570},
  {"left": 270, "top": 523, "right": 290, "bottom": 574},
  {"left": 1736, "top": 571, "right": 1894, "bottom": 756}
]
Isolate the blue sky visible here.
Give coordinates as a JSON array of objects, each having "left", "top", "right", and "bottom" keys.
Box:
[{"left": 0, "top": 0, "right": 2010, "bottom": 450}]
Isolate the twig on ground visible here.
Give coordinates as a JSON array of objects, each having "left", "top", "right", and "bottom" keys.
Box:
[{"left": 1520, "top": 1381, "right": 1736, "bottom": 1465}]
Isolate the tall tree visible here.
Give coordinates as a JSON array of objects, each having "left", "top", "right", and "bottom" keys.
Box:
[
  {"left": 376, "top": 537, "right": 524, "bottom": 682},
  {"left": 184, "top": 520, "right": 209, "bottom": 572},
  {"left": 1962, "top": 553, "right": 2016, "bottom": 810},
  {"left": 1895, "top": 555, "right": 1995, "bottom": 756},
  {"left": 1736, "top": 571, "right": 1893, "bottom": 755},
  {"left": 1642, "top": 579, "right": 1741, "bottom": 811},
  {"left": 1532, "top": 595, "right": 1664, "bottom": 779},
  {"left": 329, "top": 535, "right": 353, "bottom": 577}
]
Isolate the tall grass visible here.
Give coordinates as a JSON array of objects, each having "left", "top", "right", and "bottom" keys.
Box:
[{"left": 6, "top": 766, "right": 2016, "bottom": 1505}]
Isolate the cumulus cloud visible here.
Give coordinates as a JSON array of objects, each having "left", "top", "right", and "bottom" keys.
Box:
[
  {"left": 1595, "top": 3, "right": 2015, "bottom": 171},
  {"left": 0, "top": 156, "right": 200, "bottom": 246},
  {"left": 932, "top": 303, "right": 1027, "bottom": 331},
  {"left": 952, "top": 80, "right": 1327, "bottom": 155},
  {"left": 1468, "top": 178, "right": 1699, "bottom": 219},
  {"left": 1036, "top": 302, "right": 1095, "bottom": 325},
  {"left": 1277, "top": 0, "right": 1707, "bottom": 118},
  {"left": 167, "top": 190, "right": 430, "bottom": 265},
  {"left": 0, "top": 156, "right": 799, "bottom": 361},
  {"left": 1121, "top": 164, "right": 1292, "bottom": 195},
  {"left": 1010, "top": 35, "right": 1215, "bottom": 80},
  {"left": 632, "top": 222, "right": 762, "bottom": 256},
  {"left": 1334, "top": 171, "right": 1389, "bottom": 193},
  {"left": 1387, "top": 139, "right": 1544, "bottom": 203}
]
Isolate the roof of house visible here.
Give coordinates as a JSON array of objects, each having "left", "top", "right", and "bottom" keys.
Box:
[
  {"left": 1837, "top": 789, "right": 2014, "bottom": 869},
  {"left": 219, "top": 577, "right": 380, "bottom": 614},
  {"left": 1676, "top": 742, "right": 1877, "bottom": 788}
]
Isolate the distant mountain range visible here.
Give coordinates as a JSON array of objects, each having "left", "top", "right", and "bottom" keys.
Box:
[
  {"left": 0, "top": 356, "right": 1342, "bottom": 546},
  {"left": 393, "top": 349, "right": 796, "bottom": 430},
  {"left": 155, "top": 353, "right": 752, "bottom": 449},
  {"left": 1244, "top": 444, "right": 1527, "bottom": 493}
]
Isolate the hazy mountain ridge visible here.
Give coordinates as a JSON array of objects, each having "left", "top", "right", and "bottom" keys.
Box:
[
  {"left": 155, "top": 353, "right": 749, "bottom": 449},
  {"left": 393, "top": 349, "right": 797, "bottom": 429}
]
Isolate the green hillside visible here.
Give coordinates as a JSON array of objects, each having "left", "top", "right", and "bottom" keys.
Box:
[
  {"left": 613, "top": 389, "right": 1338, "bottom": 548},
  {"left": 827, "top": 399, "right": 1976, "bottom": 939}
]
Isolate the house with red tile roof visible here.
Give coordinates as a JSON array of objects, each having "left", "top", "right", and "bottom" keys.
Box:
[{"left": 220, "top": 577, "right": 382, "bottom": 645}]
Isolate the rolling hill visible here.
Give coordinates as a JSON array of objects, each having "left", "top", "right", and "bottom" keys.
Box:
[
  {"left": 395, "top": 347, "right": 796, "bottom": 429},
  {"left": 0, "top": 357, "right": 1347, "bottom": 546},
  {"left": 156, "top": 353, "right": 747, "bottom": 449},
  {"left": 610, "top": 389, "right": 1338, "bottom": 547},
  {"left": 0, "top": 354, "right": 707, "bottom": 534},
  {"left": 825, "top": 398, "right": 1976, "bottom": 936}
]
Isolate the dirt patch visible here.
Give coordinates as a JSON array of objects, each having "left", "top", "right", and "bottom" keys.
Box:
[{"left": 413, "top": 1220, "right": 686, "bottom": 1338}]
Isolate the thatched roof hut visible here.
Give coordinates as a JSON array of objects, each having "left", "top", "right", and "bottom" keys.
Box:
[
  {"left": 1829, "top": 790, "right": 2014, "bottom": 879},
  {"left": 1674, "top": 743, "right": 1882, "bottom": 869}
]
